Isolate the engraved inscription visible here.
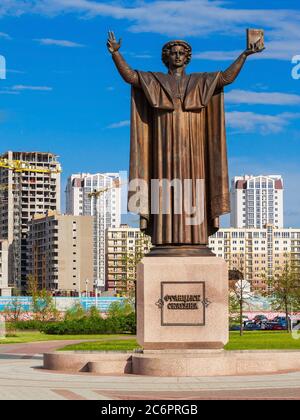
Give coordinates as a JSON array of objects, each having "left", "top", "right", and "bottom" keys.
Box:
[{"left": 160, "top": 282, "right": 209, "bottom": 326}]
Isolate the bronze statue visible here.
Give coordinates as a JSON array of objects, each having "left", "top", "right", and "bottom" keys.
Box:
[{"left": 108, "top": 31, "right": 264, "bottom": 256}]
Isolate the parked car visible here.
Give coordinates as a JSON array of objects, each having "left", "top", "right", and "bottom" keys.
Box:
[
  {"left": 272, "top": 316, "right": 288, "bottom": 329},
  {"left": 230, "top": 325, "right": 241, "bottom": 331},
  {"left": 244, "top": 322, "right": 261, "bottom": 331},
  {"left": 272, "top": 323, "right": 286, "bottom": 331},
  {"left": 261, "top": 321, "right": 285, "bottom": 331},
  {"left": 259, "top": 320, "right": 271, "bottom": 330},
  {"left": 253, "top": 315, "right": 268, "bottom": 324}
]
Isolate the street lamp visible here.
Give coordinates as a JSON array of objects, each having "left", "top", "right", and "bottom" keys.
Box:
[
  {"left": 85, "top": 279, "right": 89, "bottom": 298},
  {"left": 95, "top": 281, "right": 98, "bottom": 308},
  {"left": 95, "top": 280, "right": 102, "bottom": 310}
]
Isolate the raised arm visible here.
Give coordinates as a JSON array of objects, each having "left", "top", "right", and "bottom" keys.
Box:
[
  {"left": 107, "top": 31, "right": 140, "bottom": 88},
  {"left": 217, "top": 40, "right": 265, "bottom": 88},
  {"left": 218, "top": 52, "right": 247, "bottom": 87}
]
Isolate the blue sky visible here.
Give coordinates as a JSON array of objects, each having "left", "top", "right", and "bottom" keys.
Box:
[{"left": 0, "top": 0, "right": 300, "bottom": 227}]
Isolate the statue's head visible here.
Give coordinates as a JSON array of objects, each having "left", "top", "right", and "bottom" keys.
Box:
[{"left": 162, "top": 40, "right": 192, "bottom": 69}]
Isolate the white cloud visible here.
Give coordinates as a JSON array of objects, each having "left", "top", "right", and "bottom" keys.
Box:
[
  {"left": 226, "top": 90, "right": 300, "bottom": 106},
  {"left": 226, "top": 111, "right": 300, "bottom": 135},
  {"left": 0, "top": 85, "right": 53, "bottom": 94},
  {"left": 0, "top": 90, "right": 20, "bottom": 95},
  {"left": 0, "top": 32, "right": 11, "bottom": 40},
  {"left": 12, "top": 85, "right": 53, "bottom": 92},
  {"left": 7, "top": 69, "right": 25, "bottom": 74},
  {"left": 0, "top": 1, "right": 299, "bottom": 60},
  {"left": 194, "top": 50, "right": 240, "bottom": 61},
  {"left": 194, "top": 41, "right": 300, "bottom": 61},
  {"left": 107, "top": 120, "right": 130, "bottom": 129},
  {"left": 35, "top": 38, "right": 85, "bottom": 48}
]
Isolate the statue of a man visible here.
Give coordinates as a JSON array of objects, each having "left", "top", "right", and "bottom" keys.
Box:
[{"left": 108, "top": 31, "right": 264, "bottom": 256}]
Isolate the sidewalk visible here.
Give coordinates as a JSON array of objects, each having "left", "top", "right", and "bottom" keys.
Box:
[{"left": 0, "top": 342, "right": 299, "bottom": 400}]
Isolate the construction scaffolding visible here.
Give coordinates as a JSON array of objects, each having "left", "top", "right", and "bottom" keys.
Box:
[
  {"left": 0, "top": 157, "right": 62, "bottom": 174},
  {"left": 0, "top": 153, "right": 61, "bottom": 291}
]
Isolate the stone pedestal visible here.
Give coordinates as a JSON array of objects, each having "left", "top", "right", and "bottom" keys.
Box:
[
  {"left": 137, "top": 256, "right": 228, "bottom": 350},
  {"left": 43, "top": 349, "right": 300, "bottom": 377}
]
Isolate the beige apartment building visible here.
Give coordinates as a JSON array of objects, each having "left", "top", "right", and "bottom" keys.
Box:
[
  {"left": 65, "top": 172, "right": 121, "bottom": 290},
  {"left": 27, "top": 212, "right": 94, "bottom": 295},
  {"left": 209, "top": 225, "right": 300, "bottom": 291},
  {"left": 106, "top": 225, "right": 152, "bottom": 294},
  {"left": 0, "top": 151, "right": 61, "bottom": 291},
  {"left": 0, "top": 240, "right": 10, "bottom": 296}
]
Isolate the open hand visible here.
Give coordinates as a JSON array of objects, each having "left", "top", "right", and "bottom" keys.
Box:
[
  {"left": 245, "top": 40, "right": 265, "bottom": 57},
  {"left": 107, "top": 31, "right": 122, "bottom": 54}
]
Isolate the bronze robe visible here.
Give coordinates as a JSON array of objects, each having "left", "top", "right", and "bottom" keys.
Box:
[{"left": 129, "top": 71, "right": 230, "bottom": 245}]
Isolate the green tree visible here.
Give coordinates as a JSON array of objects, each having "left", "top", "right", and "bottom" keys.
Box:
[
  {"left": 108, "top": 300, "right": 134, "bottom": 318},
  {"left": 264, "top": 261, "right": 300, "bottom": 332},
  {"left": 64, "top": 302, "right": 86, "bottom": 321},
  {"left": 3, "top": 298, "right": 23, "bottom": 322},
  {"left": 119, "top": 237, "right": 146, "bottom": 299},
  {"left": 88, "top": 305, "right": 101, "bottom": 319},
  {"left": 229, "top": 269, "right": 253, "bottom": 336},
  {"left": 229, "top": 293, "right": 240, "bottom": 327},
  {"left": 27, "top": 275, "right": 58, "bottom": 321}
]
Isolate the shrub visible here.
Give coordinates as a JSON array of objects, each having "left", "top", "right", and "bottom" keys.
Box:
[
  {"left": 120, "top": 312, "right": 136, "bottom": 334},
  {"left": 42, "top": 318, "right": 105, "bottom": 335},
  {"left": 64, "top": 303, "right": 86, "bottom": 321},
  {"left": 11, "top": 320, "right": 51, "bottom": 331},
  {"left": 39, "top": 298, "right": 136, "bottom": 336},
  {"left": 88, "top": 306, "right": 100, "bottom": 319},
  {"left": 108, "top": 300, "right": 134, "bottom": 318},
  {"left": 41, "top": 312, "right": 136, "bottom": 335}
]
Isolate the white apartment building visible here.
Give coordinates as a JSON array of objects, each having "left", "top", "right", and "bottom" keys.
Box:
[
  {"left": 230, "top": 175, "right": 284, "bottom": 229},
  {"left": 65, "top": 173, "right": 89, "bottom": 216},
  {"left": 209, "top": 225, "right": 300, "bottom": 291},
  {"left": 0, "top": 151, "right": 61, "bottom": 292},
  {"left": 66, "top": 173, "right": 121, "bottom": 290},
  {"left": 106, "top": 225, "right": 152, "bottom": 294},
  {"left": 0, "top": 240, "right": 10, "bottom": 296}
]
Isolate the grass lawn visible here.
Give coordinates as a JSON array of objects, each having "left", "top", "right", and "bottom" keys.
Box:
[
  {"left": 1, "top": 331, "right": 300, "bottom": 351},
  {"left": 0, "top": 331, "right": 130, "bottom": 345},
  {"left": 225, "top": 331, "right": 300, "bottom": 351},
  {"left": 60, "top": 331, "right": 300, "bottom": 352},
  {"left": 60, "top": 339, "right": 141, "bottom": 352}
]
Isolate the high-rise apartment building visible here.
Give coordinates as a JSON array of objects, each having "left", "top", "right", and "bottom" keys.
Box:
[
  {"left": 209, "top": 225, "right": 300, "bottom": 291},
  {"left": 27, "top": 212, "right": 94, "bottom": 294},
  {"left": 66, "top": 172, "right": 121, "bottom": 290},
  {"left": 0, "top": 151, "right": 61, "bottom": 291},
  {"left": 106, "top": 225, "right": 152, "bottom": 294},
  {"left": 230, "top": 175, "right": 284, "bottom": 229},
  {"left": 0, "top": 240, "right": 9, "bottom": 296},
  {"left": 65, "top": 173, "right": 89, "bottom": 216}
]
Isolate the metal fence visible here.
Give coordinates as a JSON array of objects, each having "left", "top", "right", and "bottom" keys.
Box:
[{"left": 0, "top": 296, "right": 125, "bottom": 313}]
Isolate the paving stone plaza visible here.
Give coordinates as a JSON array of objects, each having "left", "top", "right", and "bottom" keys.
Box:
[{"left": 0, "top": 342, "right": 299, "bottom": 400}]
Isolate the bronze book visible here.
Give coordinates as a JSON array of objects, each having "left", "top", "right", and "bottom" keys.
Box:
[{"left": 247, "top": 29, "right": 264, "bottom": 51}]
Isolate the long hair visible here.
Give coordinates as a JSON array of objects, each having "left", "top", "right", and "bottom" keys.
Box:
[{"left": 162, "top": 40, "right": 192, "bottom": 68}]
